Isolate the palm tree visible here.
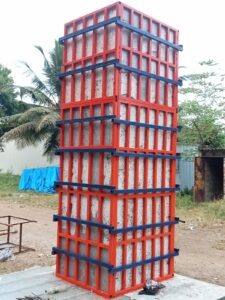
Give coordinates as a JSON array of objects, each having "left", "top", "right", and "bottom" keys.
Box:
[{"left": 0, "top": 40, "right": 62, "bottom": 158}]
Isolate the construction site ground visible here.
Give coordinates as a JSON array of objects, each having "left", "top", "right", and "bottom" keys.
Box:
[
  {"left": 1, "top": 265, "right": 225, "bottom": 300},
  {"left": 0, "top": 189, "right": 225, "bottom": 288}
]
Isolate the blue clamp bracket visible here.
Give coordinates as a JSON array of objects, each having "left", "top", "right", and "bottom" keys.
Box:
[
  {"left": 112, "top": 186, "right": 180, "bottom": 194},
  {"left": 55, "top": 180, "right": 179, "bottom": 194},
  {"left": 58, "top": 59, "right": 118, "bottom": 79},
  {"left": 117, "top": 19, "right": 183, "bottom": 51},
  {"left": 109, "top": 249, "right": 179, "bottom": 273},
  {"left": 109, "top": 249, "right": 179, "bottom": 272},
  {"left": 113, "top": 151, "right": 179, "bottom": 160},
  {"left": 56, "top": 115, "right": 180, "bottom": 133},
  {"left": 56, "top": 115, "right": 116, "bottom": 126},
  {"left": 52, "top": 246, "right": 179, "bottom": 272},
  {"left": 116, "top": 62, "right": 182, "bottom": 86},
  {"left": 113, "top": 119, "right": 179, "bottom": 132},
  {"left": 52, "top": 247, "right": 113, "bottom": 269},
  {"left": 59, "top": 16, "right": 183, "bottom": 51},
  {"left": 59, "top": 17, "right": 120, "bottom": 44},
  {"left": 55, "top": 181, "right": 115, "bottom": 191},
  {"left": 58, "top": 59, "right": 182, "bottom": 86},
  {"left": 53, "top": 214, "right": 179, "bottom": 233},
  {"left": 111, "top": 219, "right": 179, "bottom": 234},
  {"left": 53, "top": 214, "right": 114, "bottom": 230},
  {"left": 55, "top": 147, "right": 180, "bottom": 160},
  {"left": 55, "top": 147, "right": 115, "bottom": 155}
]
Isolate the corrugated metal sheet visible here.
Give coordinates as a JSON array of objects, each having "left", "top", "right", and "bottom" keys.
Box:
[{"left": 176, "top": 145, "right": 195, "bottom": 191}]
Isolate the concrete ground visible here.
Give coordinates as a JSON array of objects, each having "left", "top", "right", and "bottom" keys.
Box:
[{"left": 0, "top": 266, "right": 225, "bottom": 300}]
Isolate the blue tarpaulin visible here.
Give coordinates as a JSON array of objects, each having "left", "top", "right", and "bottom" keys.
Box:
[{"left": 19, "top": 166, "right": 59, "bottom": 193}]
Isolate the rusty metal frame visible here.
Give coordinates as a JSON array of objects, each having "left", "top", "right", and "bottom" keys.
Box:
[{"left": 0, "top": 215, "right": 37, "bottom": 254}]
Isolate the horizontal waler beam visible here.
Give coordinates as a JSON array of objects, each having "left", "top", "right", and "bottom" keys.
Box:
[
  {"left": 117, "top": 19, "right": 183, "bottom": 51},
  {"left": 54, "top": 180, "right": 180, "bottom": 194},
  {"left": 58, "top": 59, "right": 117, "bottom": 78},
  {"left": 113, "top": 119, "right": 181, "bottom": 132},
  {"left": 112, "top": 186, "right": 180, "bottom": 194},
  {"left": 55, "top": 147, "right": 180, "bottom": 160},
  {"left": 111, "top": 219, "right": 179, "bottom": 233},
  {"left": 59, "top": 17, "right": 120, "bottom": 44},
  {"left": 52, "top": 246, "right": 179, "bottom": 272},
  {"left": 53, "top": 214, "right": 114, "bottom": 230},
  {"left": 59, "top": 16, "right": 183, "bottom": 51},
  {"left": 53, "top": 214, "right": 179, "bottom": 233},
  {"left": 56, "top": 115, "right": 116, "bottom": 125},
  {"left": 55, "top": 181, "right": 114, "bottom": 190},
  {"left": 110, "top": 249, "right": 179, "bottom": 272},
  {"left": 113, "top": 152, "right": 179, "bottom": 159},
  {"left": 55, "top": 148, "right": 116, "bottom": 154},
  {"left": 56, "top": 115, "right": 181, "bottom": 132},
  {"left": 52, "top": 247, "right": 113, "bottom": 269},
  {"left": 58, "top": 59, "right": 182, "bottom": 86},
  {"left": 116, "top": 62, "right": 183, "bottom": 86}
]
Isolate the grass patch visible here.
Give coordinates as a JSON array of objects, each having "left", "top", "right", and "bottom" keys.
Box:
[
  {"left": 7, "top": 191, "right": 58, "bottom": 209},
  {"left": 202, "top": 199, "right": 225, "bottom": 221},
  {"left": 0, "top": 173, "right": 20, "bottom": 193},
  {"left": 176, "top": 193, "right": 195, "bottom": 209},
  {"left": 176, "top": 193, "right": 225, "bottom": 222},
  {"left": 1, "top": 173, "right": 225, "bottom": 219},
  {"left": 0, "top": 173, "right": 57, "bottom": 209}
]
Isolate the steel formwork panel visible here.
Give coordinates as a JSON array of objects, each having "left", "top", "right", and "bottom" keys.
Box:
[
  {"left": 54, "top": 188, "right": 177, "bottom": 297},
  {"left": 60, "top": 1, "right": 180, "bottom": 109},
  {"left": 58, "top": 102, "right": 178, "bottom": 155},
  {"left": 55, "top": 1, "right": 181, "bottom": 298},
  {"left": 61, "top": 61, "right": 179, "bottom": 105},
  {"left": 57, "top": 152, "right": 176, "bottom": 190}
]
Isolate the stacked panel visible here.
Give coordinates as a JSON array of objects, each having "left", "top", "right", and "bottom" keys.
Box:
[{"left": 53, "top": 2, "right": 182, "bottom": 298}]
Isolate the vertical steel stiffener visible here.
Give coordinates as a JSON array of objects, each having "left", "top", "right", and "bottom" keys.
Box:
[{"left": 53, "top": 2, "right": 182, "bottom": 298}]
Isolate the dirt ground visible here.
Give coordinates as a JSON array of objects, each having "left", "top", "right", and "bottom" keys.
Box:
[
  {"left": 0, "top": 199, "right": 224, "bottom": 287},
  {"left": 176, "top": 220, "right": 225, "bottom": 286},
  {"left": 0, "top": 200, "right": 56, "bottom": 275}
]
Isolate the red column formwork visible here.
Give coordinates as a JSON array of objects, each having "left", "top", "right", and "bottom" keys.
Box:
[{"left": 53, "top": 2, "right": 182, "bottom": 298}]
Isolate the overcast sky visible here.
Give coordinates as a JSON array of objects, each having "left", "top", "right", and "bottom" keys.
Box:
[{"left": 1, "top": 0, "right": 224, "bottom": 87}]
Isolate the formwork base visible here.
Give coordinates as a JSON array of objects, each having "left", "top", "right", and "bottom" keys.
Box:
[
  {"left": 55, "top": 188, "right": 177, "bottom": 297},
  {"left": 56, "top": 272, "right": 144, "bottom": 298},
  {"left": 56, "top": 272, "right": 174, "bottom": 298},
  {"left": 1, "top": 266, "right": 225, "bottom": 300}
]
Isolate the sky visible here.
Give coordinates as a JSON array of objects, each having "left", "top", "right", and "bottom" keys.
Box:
[{"left": 1, "top": 0, "right": 225, "bottom": 88}]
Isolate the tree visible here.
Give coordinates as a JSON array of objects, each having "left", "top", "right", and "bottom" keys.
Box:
[
  {"left": 0, "top": 65, "right": 31, "bottom": 151},
  {"left": 0, "top": 65, "right": 19, "bottom": 117},
  {"left": 179, "top": 60, "right": 225, "bottom": 149},
  {"left": 178, "top": 100, "right": 225, "bottom": 148},
  {"left": 0, "top": 65, "right": 14, "bottom": 117},
  {"left": 0, "top": 41, "right": 62, "bottom": 158}
]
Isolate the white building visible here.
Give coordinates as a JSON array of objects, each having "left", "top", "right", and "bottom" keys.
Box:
[
  {"left": 0, "top": 141, "right": 59, "bottom": 175},
  {"left": 0, "top": 142, "right": 194, "bottom": 191}
]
